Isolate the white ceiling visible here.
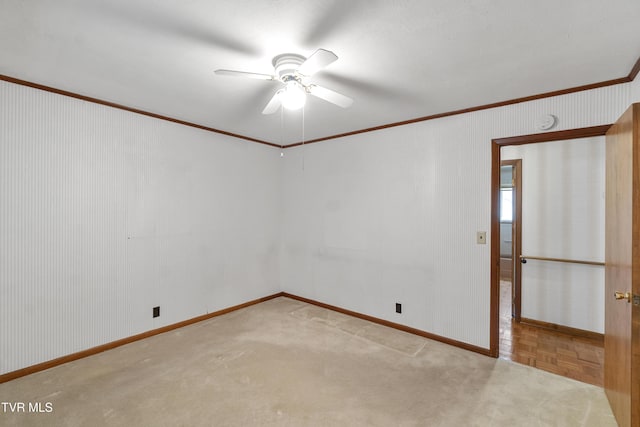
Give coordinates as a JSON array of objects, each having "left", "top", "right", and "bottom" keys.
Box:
[{"left": 1, "top": 0, "right": 639, "bottom": 145}]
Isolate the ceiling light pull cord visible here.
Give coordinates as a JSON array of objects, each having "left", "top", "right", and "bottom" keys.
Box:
[{"left": 280, "top": 106, "right": 284, "bottom": 156}]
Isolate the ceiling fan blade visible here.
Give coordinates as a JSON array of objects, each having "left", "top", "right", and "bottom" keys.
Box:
[
  {"left": 297, "top": 49, "right": 338, "bottom": 76},
  {"left": 262, "top": 91, "right": 282, "bottom": 114},
  {"left": 95, "top": 3, "right": 259, "bottom": 55},
  {"left": 308, "top": 85, "right": 353, "bottom": 108},
  {"left": 214, "top": 69, "right": 275, "bottom": 80},
  {"left": 321, "top": 70, "right": 423, "bottom": 103},
  {"left": 303, "top": 2, "right": 362, "bottom": 47}
]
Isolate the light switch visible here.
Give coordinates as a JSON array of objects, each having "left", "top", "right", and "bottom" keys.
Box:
[{"left": 477, "top": 231, "right": 487, "bottom": 244}]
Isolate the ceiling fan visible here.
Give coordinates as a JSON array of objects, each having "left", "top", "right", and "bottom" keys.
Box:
[{"left": 215, "top": 48, "right": 353, "bottom": 114}]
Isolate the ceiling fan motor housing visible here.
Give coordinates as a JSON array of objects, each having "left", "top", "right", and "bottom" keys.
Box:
[
  {"left": 272, "top": 53, "right": 306, "bottom": 81},
  {"left": 214, "top": 48, "right": 351, "bottom": 114}
]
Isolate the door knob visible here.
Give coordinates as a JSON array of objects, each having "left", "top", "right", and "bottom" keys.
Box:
[{"left": 614, "top": 291, "right": 631, "bottom": 302}]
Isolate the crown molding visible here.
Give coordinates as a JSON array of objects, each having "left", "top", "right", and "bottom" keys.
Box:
[
  {"left": 0, "top": 74, "right": 282, "bottom": 149},
  {"left": 285, "top": 55, "right": 640, "bottom": 148},
  {"left": 2, "top": 54, "right": 639, "bottom": 149},
  {"left": 628, "top": 55, "right": 640, "bottom": 81}
]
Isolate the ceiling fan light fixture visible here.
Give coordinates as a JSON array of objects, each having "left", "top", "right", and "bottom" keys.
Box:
[
  {"left": 280, "top": 80, "right": 306, "bottom": 110},
  {"left": 215, "top": 48, "right": 352, "bottom": 114}
]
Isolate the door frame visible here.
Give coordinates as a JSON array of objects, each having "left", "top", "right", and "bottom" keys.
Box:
[
  {"left": 500, "top": 159, "right": 522, "bottom": 321},
  {"left": 489, "top": 124, "right": 612, "bottom": 357}
]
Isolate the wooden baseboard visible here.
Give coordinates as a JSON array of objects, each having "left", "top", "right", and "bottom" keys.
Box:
[
  {"left": 519, "top": 317, "right": 604, "bottom": 341},
  {"left": 1, "top": 291, "right": 495, "bottom": 384},
  {"left": 281, "top": 293, "right": 493, "bottom": 357},
  {"left": 0, "top": 292, "right": 285, "bottom": 384}
]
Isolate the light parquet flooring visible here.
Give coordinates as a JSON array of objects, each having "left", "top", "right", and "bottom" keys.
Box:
[{"left": 498, "top": 280, "right": 604, "bottom": 387}]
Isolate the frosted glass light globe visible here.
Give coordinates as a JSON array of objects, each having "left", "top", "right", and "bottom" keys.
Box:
[{"left": 280, "top": 81, "right": 306, "bottom": 110}]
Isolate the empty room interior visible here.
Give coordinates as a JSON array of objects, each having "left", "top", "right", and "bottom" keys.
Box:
[{"left": 1, "top": 1, "right": 640, "bottom": 426}]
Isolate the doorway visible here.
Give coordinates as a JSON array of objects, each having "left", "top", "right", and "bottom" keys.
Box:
[
  {"left": 490, "top": 125, "right": 611, "bottom": 385},
  {"left": 499, "top": 159, "right": 522, "bottom": 321}
]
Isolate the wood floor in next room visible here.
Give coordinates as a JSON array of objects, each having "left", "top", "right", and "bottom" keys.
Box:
[{"left": 498, "top": 280, "right": 604, "bottom": 387}]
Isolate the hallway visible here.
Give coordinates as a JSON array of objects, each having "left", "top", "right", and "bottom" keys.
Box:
[{"left": 498, "top": 280, "right": 604, "bottom": 386}]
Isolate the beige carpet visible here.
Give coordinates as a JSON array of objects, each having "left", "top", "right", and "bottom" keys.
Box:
[{"left": 0, "top": 297, "right": 616, "bottom": 426}]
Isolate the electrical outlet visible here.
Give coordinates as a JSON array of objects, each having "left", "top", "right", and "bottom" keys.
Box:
[
  {"left": 395, "top": 303, "right": 402, "bottom": 314},
  {"left": 153, "top": 306, "right": 160, "bottom": 318},
  {"left": 477, "top": 231, "right": 487, "bottom": 244}
]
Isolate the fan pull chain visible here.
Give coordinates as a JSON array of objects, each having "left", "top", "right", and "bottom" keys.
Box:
[
  {"left": 280, "top": 106, "right": 284, "bottom": 157},
  {"left": 302, "top": 105, "right": 305, "bottom": 171}
]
